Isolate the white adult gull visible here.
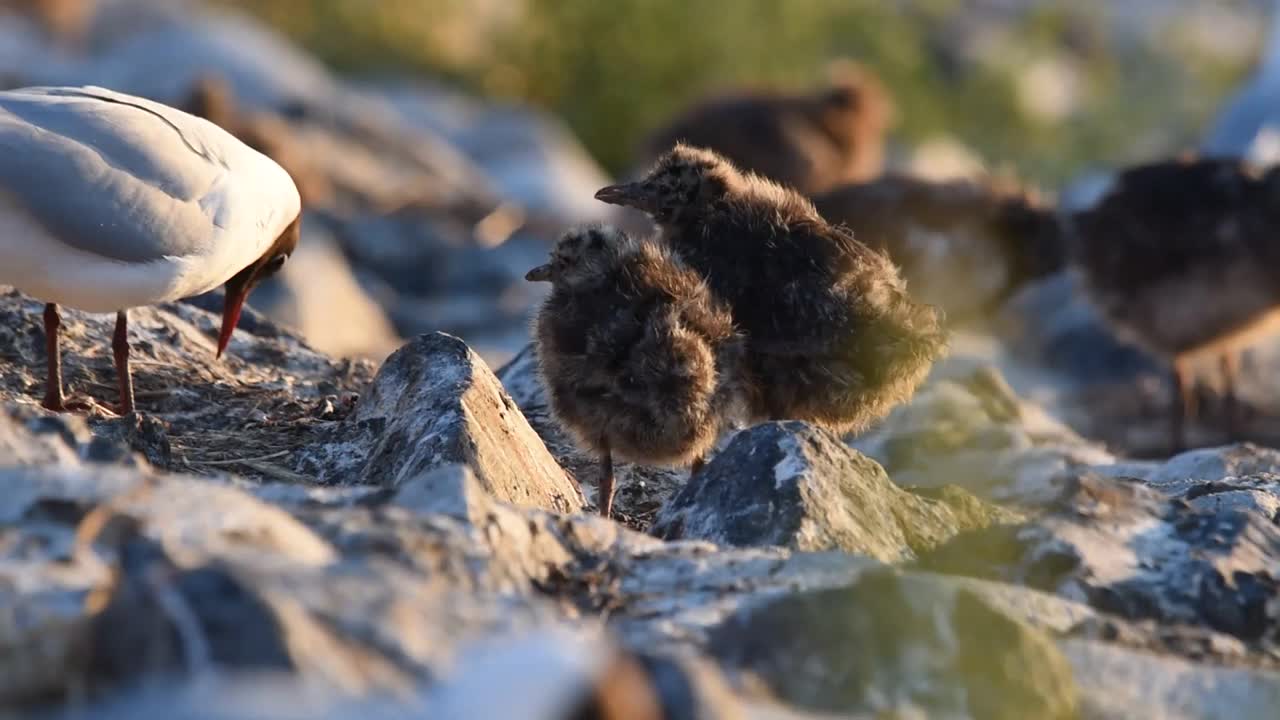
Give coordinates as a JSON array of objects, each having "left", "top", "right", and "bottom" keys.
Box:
[{"left": 0, "top": 85, "right": 301, "bottom": 414}]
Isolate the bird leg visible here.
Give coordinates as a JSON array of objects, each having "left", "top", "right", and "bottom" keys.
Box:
[
  {"left": 598, "top": 442, "right": 616, "bottom": 518},
  {"left": 690, "top": 456, "right": 706, "bottom": 476},
  {"left": 41, "top": 303, "right": 66, "bottom": 412},
  {"left": 1220, "top": 351, "right": 1240, "bottom": 440},
  {"left": 112, "top": 311, "right": 135, "bottom": 415},
  {"left": 40, "top": 304, "right": 105, "bottom": 414},
  {"left": 1171, "top": 358, "right": 1196, "bottom": 454}
]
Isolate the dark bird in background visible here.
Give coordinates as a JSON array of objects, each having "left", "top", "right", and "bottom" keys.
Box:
[
  {"left": 527, "top": 225, "right": 746, "bottom": 518},
  {"left": 1068, "top": 156, "right": 1280, "bottom": 451},
  {"left": 634, "top": 60, "right": 894, "bottom": 195},
  {"left": 596, "top": 144, "right": 946, "bottom": 435},
  {"left": 813, "top": 174, "right": 1065, "bottom": 324}
]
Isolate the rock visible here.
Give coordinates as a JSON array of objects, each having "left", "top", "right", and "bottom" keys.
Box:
[
  {"left": 75, "top": 10, "right": 339, "bottom": 110},
  {"left": 998, "top": 271, "right": 1158, "bottom": 386},
  {"left": 0, "top": 288, "right": 374, "bottom": 482},
  {"left": 652, "top": 422, "right": 1013, "bottom": 561},
  {"left": 0, "top": 461, "right": 573, "bottom": 705},
  {"left": 706, "top": 568, "right": 1079, "bottom": 718},
  {"left": 497, "top": 344, "right": 691, "bottom": 525},
  {"left": 383, "top": 82, "right": 616, "bottom": 225},
  {"left": 301, "top": 333, "right": 583, "bottom": 514},
  {"left": 1062, "top": 638, "right": 1280, "bottom": 720},
  {"left": 88, "top": 413, "right": 172, "bottom": 468},
  {"left": 391, "top": 463, "right": 494, "bottom": 525},
  {"left": 0, "top": 403, "right": 100, "bottom": 466},
  {"left": 0, "top": 469, "right": 336, "bottom": 568},
  {"left": 37, "top": 675, "right": 414, "bottom": 720},
  {"left": 920, "top": 472, "right": 1280, "bottom": 653},
  {"left": 248, "top": 226, "right": 402, "bottom": 360},
  {"left": 852, "top": 365, "right": 1116, "bottom": 507},
  {"left": 43, "top": 632, "right": 809, "bottom": 720},
  {"left": 1142, "top": 443, "right": 1280, "bottom": 488},
  {"left": 426, "top": 628, "right": 662, "bottom": 720}
]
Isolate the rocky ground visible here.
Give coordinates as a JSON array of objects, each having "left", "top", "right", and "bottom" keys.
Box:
[
  {"left": 3, "top": 2, "right": 1280, "bottom": 718},
  {"left": 1, "top": 290, "right": 1279, "bottom": 719}
]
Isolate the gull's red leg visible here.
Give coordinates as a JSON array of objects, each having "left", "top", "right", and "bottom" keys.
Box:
[{"left": 112, "top": 311, "right": 135, "bottom": 415}]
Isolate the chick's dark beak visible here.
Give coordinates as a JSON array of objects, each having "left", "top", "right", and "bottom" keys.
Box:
[
  {"left": 525, "top": 264, "right": 552, "bottom": 282},
  {"left": 594, "top": 182, "right": 651, "bottom": 211}
]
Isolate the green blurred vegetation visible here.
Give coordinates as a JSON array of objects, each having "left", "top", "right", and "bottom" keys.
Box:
[{"left": 217, "top": 0, "right": 1252, "bottom": 186}]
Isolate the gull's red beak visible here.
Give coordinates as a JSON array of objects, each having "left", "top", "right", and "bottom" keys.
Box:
[{"left": 217, "top": 285, "right": 250, "bottom": 358}]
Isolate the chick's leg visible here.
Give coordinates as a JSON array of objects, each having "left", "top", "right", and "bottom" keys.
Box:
[
  {"left": 598, "top": 441, "right": 616, "bottom": 518},
  {"left": 1219, "top": 351, "right": 1239, "bottom": 440},
  {"left": 1171, "top": 358, "right": 1196, "bottom": 453}
]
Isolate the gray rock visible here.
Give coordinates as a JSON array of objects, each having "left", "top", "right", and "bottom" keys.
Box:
[
  {"left": 920, "top": 472, "right": 1280, "bottom": 652},
  {"left": 424, "top": 628, "right": 662, "bottom": 720},
  {"left": 852, "top": 365, "right": 1116, "bottom": 507},
  {"left": 1142, "top": 443, "right": 1280, "bottom": 488},
  {"left": 37, "top": 675, "right": 416, "bottom": 720},
  {"left": 1111, "top": 443, "right": 1280, "bottom": 521},
  {"left": 381, "top": 82, "right": 616, "bottom": 224},
  {"left": 998, "top": 270, "right": 1159, "bottom": 386},
  {"left": 75, "top": 11, "right": 339, "bottom": 111},
  {"left": 391, "top": 463, "right": 493, "bottom": 524},
  {"left": 706, "top": 568, "right": 1079, "bottom": 719},
  {"left": 0, "top": 289, "right": 374, "bottom": 483},
  {"left": 0, "top": 404, "right": 100, "bottom": 466},
  {"left": 235, "top": 480, "right": 388, "bottom": 510},
  {"left": 1062, "top": 638, "right": 1280, "bottom": 720},
  {"left": 302, "top": 333, "right": 583, "bottom": 514},
  {"left": 0, "top": 465, "right": 572, "bottom": 706},
  {"left": 652, "top": 422, "right": 1013, "bottom": 561},
  {"left": 41, "top": 630, "right": 798, "bottom": 720},
  {"left": 250, "top": 227, "right": 401, "bottom": 361}
]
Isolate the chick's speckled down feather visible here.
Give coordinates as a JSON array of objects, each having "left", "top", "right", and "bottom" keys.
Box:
[
  {"left": 533, "top": 226, "right": 746, "bottom": 467},
  {"left": 618, "top": 144, "right": 947, "bottom": 433}
]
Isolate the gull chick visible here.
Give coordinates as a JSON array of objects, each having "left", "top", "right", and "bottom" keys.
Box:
[
  {"left": 596, "top": 144, "right": 945, "bottom": 434},
  {"left": 1069, "top": 156, "right": 1280, "bottom": 450},
  {"left": 527, "top": 225, "right": 745, "bottom": 517},
  {"left": 636, "top": 62, "right": 893, "bottom": 194}
]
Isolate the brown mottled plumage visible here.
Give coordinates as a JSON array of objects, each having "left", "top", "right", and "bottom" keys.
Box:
[
  {"left": 527, "top": 225, "right": 746, "bottom": 517},
  {"left": 813, "top": 174, "right": 1065, "bottom": 323},
  {"left": 635, "top": 63, "right": 893, "bottom": 194},
  {"left": 1069, "top": 156, "right": 1280, "bottom": 450},
  {"left": 596, "top": 145, "right": 946, "bottom": 434}
]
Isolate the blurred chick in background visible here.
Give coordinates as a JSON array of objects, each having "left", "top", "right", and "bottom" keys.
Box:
[
  {"left": 1068, "top": 156, "right": 1280, "bottom": 451},
  {"left": 634, "top": 60, "right": 894, "bottom": 195},
  {"left": 813, "top": 173, "right": 1065, "bottom": 326}
]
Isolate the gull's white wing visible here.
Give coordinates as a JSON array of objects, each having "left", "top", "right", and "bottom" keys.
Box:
[{"left": 0, "top": 86, "right": 299, "bottom": 272}]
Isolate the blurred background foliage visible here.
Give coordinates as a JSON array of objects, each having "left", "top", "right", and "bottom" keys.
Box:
[{"left": 216, "top": 0, "right": 1260, "bottom": 186}]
